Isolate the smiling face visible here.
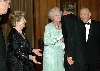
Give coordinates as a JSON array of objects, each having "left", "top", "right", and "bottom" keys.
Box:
[
  {"left": 0, "top": 0, "right": 10, "bottom": 15},
  {"left": 16, "top": 17, "right": 26, "bottom": 29},
  {"left": 52, "top": 10, "right": 61, "bottom": 22},
  {"left": 80, "top": 8, "right": 91, "bottom": 23}
]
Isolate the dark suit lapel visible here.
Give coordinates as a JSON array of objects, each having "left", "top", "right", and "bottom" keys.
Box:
[{"left": 88, "top": 21, "right": 96, "bottom": 41}]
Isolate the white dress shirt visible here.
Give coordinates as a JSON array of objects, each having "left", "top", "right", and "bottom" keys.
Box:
[{"left": 85, "top": 19, "right": 91, "bottom": 42}]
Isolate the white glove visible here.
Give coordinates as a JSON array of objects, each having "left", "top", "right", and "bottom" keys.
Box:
[
  {"left": 61, "top": 43, "right": 65, "bottom": 50},
  {"left": 56, "top": 34, "right": 63, "bottom": 41}
]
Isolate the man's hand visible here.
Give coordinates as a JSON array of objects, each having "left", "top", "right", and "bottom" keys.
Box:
[
  {"left": 32, "top": 49, "right": 42, "bottom": 56},
  {"left": 32, "top": 56, "right": 41, "bottom": 64},
  {"left": 67, "top": 57, "right": 74, "bottom": 65}
]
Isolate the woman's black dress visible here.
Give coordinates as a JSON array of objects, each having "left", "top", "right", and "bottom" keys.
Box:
[{"left": 7, "top": 28, "right": 34, "bottom": 71}]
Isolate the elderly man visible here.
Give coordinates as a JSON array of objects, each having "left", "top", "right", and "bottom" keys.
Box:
[{"left": 80, "top": 7, "right": 100, "bottom": 71}]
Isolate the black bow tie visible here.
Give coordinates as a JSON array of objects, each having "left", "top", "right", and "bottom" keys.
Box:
[{"left": 85, "top": 22, "right": 90, "bottom": 25}]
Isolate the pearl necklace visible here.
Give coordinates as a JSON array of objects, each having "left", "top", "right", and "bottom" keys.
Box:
[{"left": 53, "top": 22, "right": 61, "bottom": 27}]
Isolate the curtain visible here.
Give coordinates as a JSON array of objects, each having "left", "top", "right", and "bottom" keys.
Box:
[{"left": 2, "top": 0, "right": 34, "bottom": 47}]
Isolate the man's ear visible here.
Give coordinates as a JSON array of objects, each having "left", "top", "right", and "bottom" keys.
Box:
[{"left": 89, "top": 13, "right": 91, "bottom": 17}]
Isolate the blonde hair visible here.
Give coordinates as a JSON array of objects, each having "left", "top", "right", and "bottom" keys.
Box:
[{"left": 9, "top": 11, "right": 25, "bottom": 27}]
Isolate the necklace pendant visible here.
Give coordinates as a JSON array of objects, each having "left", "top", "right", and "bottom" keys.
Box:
[{"left": 56, "top": 26, "right": 59, "bottom": 28}]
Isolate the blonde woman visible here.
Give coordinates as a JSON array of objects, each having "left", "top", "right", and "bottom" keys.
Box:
[{"left": 7, "top": 11, "right": 41, "bottom": 71}]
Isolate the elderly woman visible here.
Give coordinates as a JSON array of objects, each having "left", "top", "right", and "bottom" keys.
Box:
[
  {"left": 7, "top": 11, "right": 41, "bottom": 71},
  {"left": 43, "top": 7, "right": 65, "bottom": 71}
]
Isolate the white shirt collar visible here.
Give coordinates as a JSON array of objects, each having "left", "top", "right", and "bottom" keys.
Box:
[{"left": 87, "top": 19, "right": 91, "bottom": 24}]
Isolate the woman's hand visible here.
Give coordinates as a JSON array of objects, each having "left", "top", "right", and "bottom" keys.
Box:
[
  {"left": 32, "top": 56, "right": 41, "bottom": 64},
  {"left": 32, "top": 49, "right": 42, "bottom": 56}
]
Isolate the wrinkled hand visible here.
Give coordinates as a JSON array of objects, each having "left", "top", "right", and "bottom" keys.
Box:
[
  {"left": 32, "top": 49, "right": 42, "bottom": 56},
  {"left": 67, "top": 57, "right": 74, "bottom": 65},
  {"left": 32, "top": 56, "right": 41, "bottom": 64}
]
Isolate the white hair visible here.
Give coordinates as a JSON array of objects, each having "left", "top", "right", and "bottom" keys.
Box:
[
  {"left": 80, "top": 7, "right": 90, "bottom": 13},
  {"left": 48, "top": 7, "right": 62, "bottom": 20}
]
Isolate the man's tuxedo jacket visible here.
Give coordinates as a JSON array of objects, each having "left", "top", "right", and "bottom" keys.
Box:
[
  {"left": 61, "top": 14, "right": 88, "bottom": 64},
  {"left": 0, "top": 19, "right": 6, "bottom": 71},
  {"left": 86, "top": 20, "right": 100, "bottom": 64}
]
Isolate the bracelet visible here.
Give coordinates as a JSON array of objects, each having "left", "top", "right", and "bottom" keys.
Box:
[{"left": 29, "top": 55, "right": 32, "bottom": 60}]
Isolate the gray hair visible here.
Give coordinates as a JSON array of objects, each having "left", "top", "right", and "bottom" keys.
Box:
[
  {"left": 80, "top": 7, "right": 90, "bottom": 13},
  {"left": 63, "top": 4, "right": 75, "bottom": 13},
  {"left": 48, "top": 7, "right": 62, "bottom": 20}
]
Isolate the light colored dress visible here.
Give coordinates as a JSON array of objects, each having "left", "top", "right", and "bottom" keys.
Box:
[{"left": 43, "top": 22, "right": 65, "bottom": 71}]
